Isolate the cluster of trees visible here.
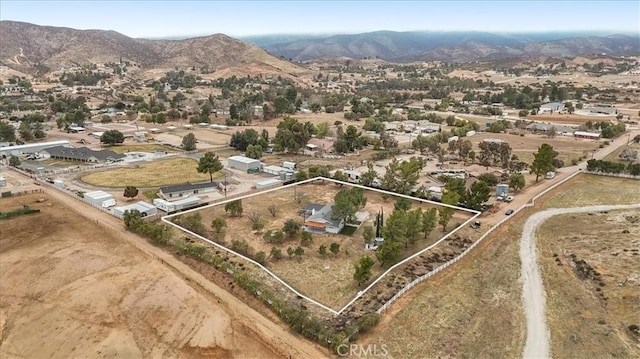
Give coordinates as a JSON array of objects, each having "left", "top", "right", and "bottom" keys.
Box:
[
  {"left": 229, "top": 128, "right": 270, "bottom": 158},
  {"left": 159, "top": 70, "right": 197, "bottom": 89},
  {"left": 60, "top": 70, "right": 109, "bottom": 86},
  {"left": 334, "top": 125, "right": 367, "bottom": 154},
  {"left": 441, "top": 177, "right": 490, "bottom": 211},
  {"left": 381, "top": 157, "right": 425, "bottom": 194},
  {"left": 273, "top": 117, "right": 314, "bottom": 153},
  {"left": 100, "top": 129, "right": 125, "bottom": 145},
  {"left": 332, "top": 187, "right": 367, "bottom": 223},
  {"left": 375, "top": 205, "right": 438, "bottom": 266},
  {"left": 478, "top": 141, "right": 512, "bottom": 168},
  {"left": 123, "top": 209, "right": 172, "bottom": 245},
  {"left": 586, "top": 159, "right": 640, "bottom": 176}
]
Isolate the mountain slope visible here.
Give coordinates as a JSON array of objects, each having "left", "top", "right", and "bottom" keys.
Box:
[
  {"left": 0, "top": 21, "right": 302, "bottom": 75},
  {"left": 263, "top": 31, "right": 640, "bottom": 62}
]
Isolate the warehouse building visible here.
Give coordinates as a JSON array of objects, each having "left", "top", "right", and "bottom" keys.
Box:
[
  {"left": 83, "top": 190, "right": 116, "bottom": 209},
  {"left": 0, "top": 140, "right": 71, "bottom": 157},
  {"left": 227, "top": 155, "right": 260, "bottom": 173},
  {"left": 113, "top": 201, "right": 157, "bottom": 218}
]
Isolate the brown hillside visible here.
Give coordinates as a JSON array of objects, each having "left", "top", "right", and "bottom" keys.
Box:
[{"left": 0, "top": 21, "right": 303, "bottom": 76}]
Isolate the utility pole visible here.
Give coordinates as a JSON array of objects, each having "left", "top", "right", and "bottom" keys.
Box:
[{"left": 224, "top": 174, "right": 228, "bottom": 198}]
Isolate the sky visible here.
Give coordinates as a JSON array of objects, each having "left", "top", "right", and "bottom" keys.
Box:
[{"left": 1, "top": 1, "right": 639, "bottom": 38}]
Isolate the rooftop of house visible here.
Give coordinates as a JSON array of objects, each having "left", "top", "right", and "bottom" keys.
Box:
[
  {"left": 305, "top": 203, "right": 343, "bottom": 228},
  {"left": 41, "top": 146, "right": 125, "bottom": 161},
  {"left": 159, "top": 181, "right": 219, "bottom": 194}
]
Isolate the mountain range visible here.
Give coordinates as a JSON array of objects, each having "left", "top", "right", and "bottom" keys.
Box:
[
  {"left": 259, "top": 31, "right": 640, "bottom": 63},
  {"left": 0, "top": 21, "right": 638, "bottom": 76},
  {"left": 0, "top": 21, "right": 302, "bottom": 76}
]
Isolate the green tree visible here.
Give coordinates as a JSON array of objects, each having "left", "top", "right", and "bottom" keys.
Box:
[
  {"left": 394, "top": 197, "right": 412, "bottom": 211},
  {"left": 421, "top": 208, "right": 437, "bottom": 239},
  {"left": 329, "top": 242, "right": 340, "bottom": 257},
  {"left": 316, "top": 122, "right": 330, "bottom": 138},
  {"left": 509, "top": 173, "right": 526, "bottom": 192},
  {"left": 362, "top": 224, "right": 374, "bottom": 243},
  {"left": 383, "top": 209, "right": 408, "bottom": 248},
  {"left": 531, "top": 143, "right": 556, "bottom": 182},
  {"left": 123, "top": 186, "right": 139, "bottom": 200},
  {"left": 353, "top": 256, "right": 375, "bottom": 285},
  {"left": 211, "top": 217, "right": 227, "bottom": 234},
  {"left": 332, "top": 170, "right": 349, "bottom": 183},
  {"left": 477, "top": 173, "right": 499, "bottom": 187},
  {"left": 182, "top": 132, "right": 197, "bottom": 151},
  {"left": 229, "top": 104, "right": 239, "bottom": 120},
  {"left": 9, "top": 155, "right": 21, "bottom": 167},
  {"left": 332, "top": 188, "right": 367, "bottom": 223},
  {"left": 0, "top": 121, "right": 16, "bottom": 142},
  {"left": 439, "top": 191, "right": 460, "bottom": 231},
  {"left": 405, "top": 208, "right": 423, "bottom": 246},
  {"left": 18, "top": 121, "right": 33, "bottom": 141},
  {"left": 273, "top": 117, "right": 313, "bottom": 153},
  {"left": 294, "top": 245, "right": 304, "bottom": 260},
  {"left": 301, "top": 231, "right": 313, "bottom": 246},
  {"left": 444, "top": 177, "right": 466, "bottom": 199},
  {"left": 283, "top": 219, "right": 302, "bottom": 238},
  {"left": 100, "top": 129, "right": 124, "bottom": 145},
  {"left": 245, "top": 144, "right": 263, "bottom": 159},
  {"left": 375, "top": 239, "right": 403, "bottom": 267},
  {"left": 318, "top": 244, "right": 327, "bottom": 257},
  {"left": 287, "top": 246, "right": 295, "bottom": 259},
  {"left": 255, "top": 251, "right": 267, "bottom": 265},
  {"left": 123, "top": 209, "right": 144, "bottom": 230},
  {"left": 462, "top": 180, "right": 490, "bottom": 211},
  {"left": 270, "top": 247, "right": 283, "bottom": 260},
  {"left": 32, "top": 122, "right": 46, "bottom": 139},
  {"left": 197, "top": 152, "right": 223, "bottom": 182},
  {"left": 358, "top": 162, "right": 378, "bottom": 187},
  {"left": 224, "top": 199, "right": 243, "bottom": 216}
]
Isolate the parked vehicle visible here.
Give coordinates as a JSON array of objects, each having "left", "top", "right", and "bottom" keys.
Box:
[
  {"left": 470, "top": 221, "right": 481, "bottom": 229},
  {"left": 505, "top": 196, "right": 514, "bottom": 202},
  {"left": 505, "top": 209, "right": 514, "bottom": 215}
]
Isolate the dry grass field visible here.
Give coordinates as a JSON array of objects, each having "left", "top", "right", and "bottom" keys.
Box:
[
  {"left": 80, "top": 157, "right": 220, "bottom": 187},
  {"left": 472, "top": 132, "right": 600, "bottom": 164},
  {"left": 187, "top": 180, "right": 471, "bottom": 310},
  {"left": 543, "top": 174, "right": 640, "bottom": 209},
  {"left": 537, "top": 210, "right": 640, "bottom": 358},
  {"left": 528, "top": 113, "right": 616, "bottom": 125},
  {"left": 358, "top": 174, "right": 639, "bottom": 358},
  {"left": 0, "top": 193, "right": 279, "bottom": 359}
]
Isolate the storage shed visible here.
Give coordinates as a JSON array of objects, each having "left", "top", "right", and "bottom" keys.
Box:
[
  {"left": 255, "top": 178, "right": 282, "bottom": 189},
  {"left": 496, "top": 184, "right": 509, "bottom": 197},
  {"left": 114, "top": 201, "right": 157, "bottom": 218},
  {"left": 227, "top": 155, "right": 260, "bottom": 173},
  {"left": 84, "top": 190, "right": 116, "bottom": 208},
  {"left": 153, "top": 196, "right": 201, "bottom": 212}
]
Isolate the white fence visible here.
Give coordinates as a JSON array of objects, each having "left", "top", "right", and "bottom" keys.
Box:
[
  {"left": 583, "top": 170, "right": 640, "bottom": 180},
  {"left": 377, "top": 170, "right": 583, "bottom": 314}
]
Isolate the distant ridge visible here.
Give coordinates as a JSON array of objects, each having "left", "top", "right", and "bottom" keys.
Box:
[{"left": 260, "top": 30, "right": 640, "bottom": 62}]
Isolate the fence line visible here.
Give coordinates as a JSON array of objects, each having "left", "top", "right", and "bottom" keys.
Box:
[
  {"left": 582, "top": 170, "right": 640, "bottom": 180},
  {"left": 376, "top": 170, "right": 582, "bottom": 314}
]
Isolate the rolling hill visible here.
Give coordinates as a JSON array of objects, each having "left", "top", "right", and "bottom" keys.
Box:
[
  {"left": 261, "top": 31, "right": 640, "bottom": 62},
  {"left": 0, "top": 21, "right": 303, "bottom": 76}
]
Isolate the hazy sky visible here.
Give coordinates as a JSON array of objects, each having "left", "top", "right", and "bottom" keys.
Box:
[{"left": 1, "top": 1, "right": 639, "bottom": 38}]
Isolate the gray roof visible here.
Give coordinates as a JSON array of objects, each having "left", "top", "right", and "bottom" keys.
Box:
[
  {"left": 160, "top": 181, "right": 218, "bottom": 194},
  {"left": 303, "top": 203, "right": 325, "bottom": 214},
  {"left": 306, "top": 204, "right": 343, "bottom": 228},
  {"left": 41, "top": 146, "right": 125, "bottom": 162}
]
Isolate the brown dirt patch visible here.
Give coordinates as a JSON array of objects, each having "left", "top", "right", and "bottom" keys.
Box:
[{"left": 0, "top": 193, "right": 279, "bottom": 359}]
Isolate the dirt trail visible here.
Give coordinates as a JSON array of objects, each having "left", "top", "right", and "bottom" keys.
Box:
[
  {"left": 3, "top": 172, "right": 328, "bottom": 359},
  {"left": 520, "top": 203, "right": 640, "bottom": 359}
]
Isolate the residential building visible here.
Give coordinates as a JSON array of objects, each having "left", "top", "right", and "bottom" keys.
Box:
[
  {"left": 539, "top": 102, "right": 565, "bottom": 113},
  {"left": 303, "top": 203, "right": 345, "bottom": 234},
  {"left": 39, "top": 146, "right": 125, "bottom": 163},
  {"left": 159, "top": 182, "right": 220, "bottom": 199}
]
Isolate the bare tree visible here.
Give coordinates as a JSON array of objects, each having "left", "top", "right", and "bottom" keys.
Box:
[
  {"left": 267, "top": 204, "right": 278, "bottom": 217},
  {"left": 248, "top": 211, "right": 261, "bottom": 224},
  {"left": 294, "top": 191, "right": 305, "bottom": 204}
]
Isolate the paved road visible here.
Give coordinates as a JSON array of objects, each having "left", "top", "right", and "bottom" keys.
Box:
[{"left": 520, "top": 203, "right": 640, "bottom": 359}]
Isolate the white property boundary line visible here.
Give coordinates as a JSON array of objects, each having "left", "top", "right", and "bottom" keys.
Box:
[
  {"left": 376, "top": 170, "right": 584, "bottom": 314},
  {"left": 162, "top": 176, "right": 479, "bottom": 316}
]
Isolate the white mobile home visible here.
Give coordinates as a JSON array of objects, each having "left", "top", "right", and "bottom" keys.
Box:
[
  {"left": 114, "top": 201, "right": 157, "bottom": 218},
  {"left": 0, "top": 140, "right": 72, "bottom": 157},
  {"left": 84, "top": 190, "right": 116, "bottom": 208},
  {"left": 153, "top": 196, "right": 201, "bottom": 212}
]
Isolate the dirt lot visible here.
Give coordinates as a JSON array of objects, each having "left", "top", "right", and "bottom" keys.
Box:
[
  {"left": 0, "top": 193, "right": 279, "bottom": 359},
  {"left": 188, "top": 180, "right": 471, "bottom": 310},
  {"left": 80, "top": 157, "right": 221, "bottom": 188},
  {"left": 357, "top": 173, "right": 639, "bottom": 358},
  {"left": 537, "top": 210, "right": 640, "bottom": 358},
  {"left": 472, "top": 132, "right": 600, "bottom": 164}
]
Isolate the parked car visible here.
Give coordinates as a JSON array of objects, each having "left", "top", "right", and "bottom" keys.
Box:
[
  {"left": 470, "top": 221, "right": 481, "bottom": 229},
  {"left": 505, "top": 209, "right": 514, "bottom": 216},
  {"left": 505, "top": 196, "right": 514, "bottom": 202}
]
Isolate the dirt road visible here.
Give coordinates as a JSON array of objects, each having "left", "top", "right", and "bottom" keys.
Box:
[
  {"left": 2, "top": 173, "right": 328, "bottom": 359},
  {"left": 519, "top": 203, "right": 640, "bottom": 359}
]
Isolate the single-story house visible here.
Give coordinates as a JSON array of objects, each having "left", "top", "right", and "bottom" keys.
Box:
[
  {"left": 307, "top": 137, "right": 335, "bottom": 154},
  {"left": 303, "top": 203, "right": 345, "bottom": 234},
  {"left": 0, "top": 140, "right": 71, "bottom": 157},
  {"left": 159, "top": 182, "right": 219, "bottom": 199},
  {"left": 586, "top": 107, "right": 617, "bottom": 116},
  {"left": 39, "top": 146, "right": 125, "bottom": 163},
  {"left": 574, "top": 131, "right": 601, "bottom": 140},
  {"left": 539, "top": 102, "right": 565, "bottom": 113}
]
